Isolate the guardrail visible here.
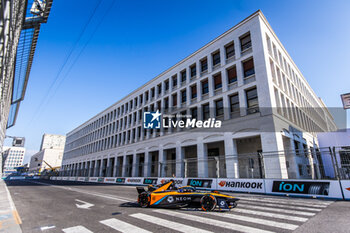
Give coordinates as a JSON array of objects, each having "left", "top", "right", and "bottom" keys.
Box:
[{"left": 49, "top": 176, "right": 349, "bottom": 200}]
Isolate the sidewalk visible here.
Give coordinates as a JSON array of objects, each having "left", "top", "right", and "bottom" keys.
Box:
[{"left": 0, "top": 180, "right": 22, "bottom": 233}]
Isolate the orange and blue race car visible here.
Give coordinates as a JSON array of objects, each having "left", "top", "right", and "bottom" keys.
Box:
[{"left": 137, "top": 180, "right": 239, "bottom": 211}]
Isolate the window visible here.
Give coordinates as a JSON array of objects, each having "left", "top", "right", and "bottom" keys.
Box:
[
  {"left": 145, "top": 91, "right": 149, "bottom": 101},
  {"left": 243, "top": 58, "right": 255, "bottom": 77},
  {"left": 294, "top": 140, "right": 300, "bottom": 155},
  {"left": 172, "top": 93, "right": 177, "bottom": 106},
  {"left": 151, "top": 88, "right": 155, "bottom": 98},
  {"left": 191, "top": 107, "right": 197, "bottom": 119},
  {"left": 201, "top": 58, "right": 208, "bottom": 72},
  {"left": 165, "top": 80, "right": 169, "bottom": 91},
  {"left": 246, "top": 87, "right": 259, "bottom": 113},
  {"left": 230, "top": 94, "right": 239, "bottom": 114},
  {"left": 202, "top": 103, "right": 210, "bottom": 120},
  {"left": 191, "top": 85, "right": 197, "bottom": 99},
  {"left": 201, "top": 79, "right": 209, "bottom": 95},
  {"left": 172, "top": 75, "right": 177, "bottom": 88},
  {"left": 298, "top": 164, "right": 303, "bottom": 176},
  {"left": 227, "top": 66, "right": 237, "bottom": 84},
  {"left": 139, "top": 95, "right": 143, "bottom": 104},
  {"left": 240, "top": 33, "right": 251, "bottom": 51},
  {"left": 215, "top": 99, "right": 224, "bottom": 116},
  {"left": 225, "top": 42, "right": 235, "bottom": 59},
  {"left": 212, "top": 51, "right": 221, "bottom": 66},
  {"left": 164, "top": 97, "right": 169, "bottom": 110},
  {"left": 213, "top": 73, "right": 222, "bottom": 89},
  {"left": 158, "top": 83, "right": 162, "bottom": 94},
  {"left": 181, "top": 70, "right": 186, "bottom": 83},
  {"left": 181, "top": 89, "right": 186, "bottom": 103},
  {"left": 190, "top": 64, "right": 196, "bottom": 78}
]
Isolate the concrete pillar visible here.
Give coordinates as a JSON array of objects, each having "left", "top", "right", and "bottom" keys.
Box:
[
  {"left": 88, "top": 161, "right": 94, "bottom": 177},
  {"left": 132, "top": 153, "right": 139, "bottom": 177},
  {"left": 261, "top": 132, "right": 288, "bottom": 178},
  {"left": 158, "top": 146, "right": 165, "bottom": 177},
  {"left": 106, "top": 158, "right": 111, "bottom": 177},
  {"left": 238, "top": 89, "right": 247, "bottom": 116},
  {"left": 224, "top": 134, "right": 239, "bottom": 178},
  {"left": 122, "top": 153, "right": 127, "bottom": 177},
  {"left": 208, "top": 75, "right": 214, "bottom": 98},
  {"left": 197, "top": 137, "right": 208, "bottom": 177},
  {"left": 94, "top": 160, "right": 99, "bottom": 177},
  {"left": 99, "top": 159, "right": 104, "bottom": 177},
  {"left": 113, "top": 157, "right": 118, "bottom": 177},
  {"left": 144, "top": 150, "right": 151, "bottom": 177},
  {"left": 176, "top": 142, "right": 184, "bottom": 177},
  {"left": 223, "top": 95, "right": 230, "bottom": 120}
]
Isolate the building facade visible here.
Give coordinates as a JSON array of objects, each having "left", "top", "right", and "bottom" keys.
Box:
[
  {"left": 2, "top": 146, "right": 25, "bottom": 175},
  {"left": 61, "top": 11, "right": 337, "bottom": 180},
  {"left": 0, "top": 0, "right": 52, "bottom": 176},
  {"left": 29, "top": 134, "right": 65, "bottom": 173}
]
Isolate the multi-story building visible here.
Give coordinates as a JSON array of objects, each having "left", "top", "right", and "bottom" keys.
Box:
[
  {"left": 2, "top": 146, "right": 25, "bottom": 175},
  {"left": 29, "top": 134, "right": 65, "bottom": 173},
  {"left": 61, "top": 10, "right": 337, "bottom": 180},
  {"left": 0, "top": 0, "right": 53, "bottom": 176},
  {"left": 40, "top": 134, "right": 66, "bottom": 151}
]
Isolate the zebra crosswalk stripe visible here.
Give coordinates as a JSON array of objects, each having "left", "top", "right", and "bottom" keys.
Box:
[
  {"left": 238, "top": 200, "right": 322, "bottom": 212},
  {"left": 153, "top": 209, "right": 274, "bottom": 233},
  {"left": 62, "top": 225, "right": 93, "bottom": 233},
  {"left": 131, "top": 213, "right": 213, "bottom": 233},
  {"left": 100, "top": 218, "right": 152, "bottom": 233},
  {"left": 205, "top": 212, "right": 299, "bottom": 230},
  {"left": 237, "top": 196, "right": 329, "bottom": 208},
  {"left": 238, "top": 204, "right": 316, "bottom": 216},
  {"left": 233, "top": 208, "right": 309, "bottom": 222}
]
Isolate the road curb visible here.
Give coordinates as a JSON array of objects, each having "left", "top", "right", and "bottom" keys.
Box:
[{"left": 0, "top": 180, "right": 22, "bottom": 233}]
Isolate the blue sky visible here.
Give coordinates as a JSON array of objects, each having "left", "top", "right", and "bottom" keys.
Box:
[{"left": 5, "top": 0, "right": 350, "bottom": 163}]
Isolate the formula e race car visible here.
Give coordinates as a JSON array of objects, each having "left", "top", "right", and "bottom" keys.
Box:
[{"left": 136, "top": 180, "right": 239, "bottom": 211}]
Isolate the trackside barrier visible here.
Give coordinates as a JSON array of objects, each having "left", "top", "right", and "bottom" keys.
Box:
[
  {"left": 265, "top": 179, "right": 343, "bottom": 199},
  {"left": 340, "top": 180, "right": 350, "bottom": 200},
  {"left": 49, "top": 176, "right": 347, "bottom": 200}
]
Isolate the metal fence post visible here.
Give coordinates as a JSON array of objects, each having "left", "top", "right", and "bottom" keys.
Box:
[{"left": 329, "top": 147, "right": 340, "bottom": 179}]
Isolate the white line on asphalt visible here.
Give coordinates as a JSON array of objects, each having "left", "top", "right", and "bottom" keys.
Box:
[
  {"left": 205, "top": 212, "right": 299, "bottom": 230},
  {"left": 236, "top": 196, "right": 329, "bottom": 208},
  {"left": 263, "top": 197, "right": 332, "bottom": 206},
  {"left": 233, "top": 209, "right": 308, "bottom": 222},
  {"left": 238, "top": 200, "right": 322, "bottom": 212},
  {"left": 238, "top": 204, "right": 315, "bottom": 216},
  {"left": 40, "top": 225, "right": 56, "bottom": 231},
  {"left": 153, "top": 209, "right": 274, "bottom": 233},
  {"left": 131, "top": 213, "right": 213, "bottom": 233},
  {"left": 62, "top": 225, "right": 93, "bottom": 233},
  {"left": 100, "top": 218, "right": 152, "bottom": 233}
]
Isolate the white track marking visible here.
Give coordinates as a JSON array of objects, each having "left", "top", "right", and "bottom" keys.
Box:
[
  {"left": 62, "top": 225, "right": 93, "bottom": 233},
  {"left": 238, "top": 200, "right": 322, "bottom": 212},
  {"left": 131, "top": 213, "right": 213, "bottom": 233},
  {"left": 100, "top": 218, "right": 151, "bottom": 233},
  {"left": 238, "top": 204, "right": 316, "bottom": 216},
  {"left": 206, "top": 212, "right": 299, "bottom": 230},
  {"left": 153, "top": 209, "right": 274, "bottom": 233},
  {"left": 237, "top": 196, "right": 329, "bottom": 208},
  {"left": 233, "top": 209, "right": 308, "bottom": 222}
]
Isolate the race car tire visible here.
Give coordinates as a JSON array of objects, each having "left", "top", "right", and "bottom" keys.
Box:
[
  {"left": 200, "top": 194, "right": 217, "bottom": 211},
  {"left": 139, "top": 192, "right": 150, "bottom": 208}
]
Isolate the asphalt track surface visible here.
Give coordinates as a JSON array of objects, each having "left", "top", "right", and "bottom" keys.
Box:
[{"left": 5, "top": 179, "right": 350, "bottom": 233}]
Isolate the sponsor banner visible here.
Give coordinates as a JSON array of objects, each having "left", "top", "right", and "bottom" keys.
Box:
[
  {"left": 77, "top": 177, "right": 85, "bottom": 182},
  {"left": 9, "top": 176, "right": 25, "bottom": 180},
  {"left": 265, "top": 179, "right": 343, "bottom": 199},
  {"left": 157, "top": 178, "right": 184, "bottom": 186},
  {"left": 62, "top": 177, "right": 68, "bottom": 181},
  {"left": 143, "top": 178, "right": 158, "bottom": 185},
  {"left": 116, "top": 177, "right": 126, "bottom": 184},
  {"left": 340, "top": 180, "right": 350, "bottom": 200},
  {"left": 186, "top": 178, "right": 215, "bottom": 189},
  {"left": 125, "top": 177, "right": 144, "bottom": 185},
  {"left": 69, "top": 177, "right": 76, "bottom": 181},
  {"left": 216, "top": 179, "right": 265, "bottom": 193},
  {"left": 57, "top": 177, "right": 62, "bottom": 180},
  {"left": 85, "top": 177, "right": 89, "bottom": 182},
  {"left": 97, "top": 177, "right": 104, "bottom": 183},
  {"left": 104, "top": 177, "right": 117, "bottom": 183},
  {"left": 33, "top": 176, "right": 40, "bottom": 179},
  {"left": 51, "top": 177, "right": 57, "bottom": 180},
  {"left": 89, "top": 177, "right": 98, "bottom": 182}
]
